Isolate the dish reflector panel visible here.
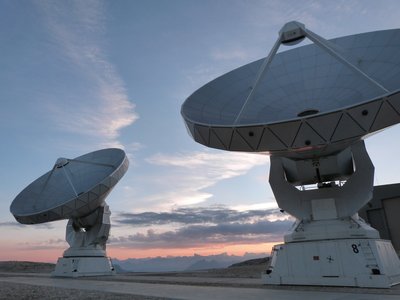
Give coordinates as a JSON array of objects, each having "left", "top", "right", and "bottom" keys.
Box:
[
  {"left": 10, "top": 148, "right": 128, "bottom": 224},
  {"left": 181, "top": 27, "right": 400, "bottom": 156}
]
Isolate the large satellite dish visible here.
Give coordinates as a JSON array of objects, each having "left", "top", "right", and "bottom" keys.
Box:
[
  {"left": 10, "top": 148, "right": 129, "bottom": 277},
  {"left": 182, "top": 22, "right": 400, "bottom": 288},
  {"left": 182, "top": 23, "right": 400, "bottom": 159}
]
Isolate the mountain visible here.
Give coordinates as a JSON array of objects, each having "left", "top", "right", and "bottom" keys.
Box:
[
  {"left": 112, "top": 252, "right": 267, "bottom": 273},
  {"left": 185, "top": 259, "right": 226, "bottom": 271},
  {"left": 112, "top": 263, "right": 128, "bottom": 274},
  {"left": 229, "top": 257, "right": 270, "bottom": 268}
]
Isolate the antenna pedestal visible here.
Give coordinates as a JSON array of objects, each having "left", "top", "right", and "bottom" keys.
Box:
[
  {"left": 181, "top": 21, "right": 400, "bottom": 288},
  {"left": 263, "top": 142, "right": 400, "bottom": 287},
  {"left": 10, "top": 149, "right": 128, "bottom": 278},
  {"left": 53, "top": 203, "right": 115, "bottom": 277},
  {"left": 262, "top": 239, "right": 400, "bottom": 288},
  {"left": 285, "top": 216, "right": 379, "bottom": 243},
  {"left": 53, "top": 257, "right": 115, "bottom": 278}
]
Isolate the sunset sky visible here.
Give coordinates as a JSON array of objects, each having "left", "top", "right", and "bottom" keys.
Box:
[{"left": 2, "top": 0, "right": 400, "bottom": 263}]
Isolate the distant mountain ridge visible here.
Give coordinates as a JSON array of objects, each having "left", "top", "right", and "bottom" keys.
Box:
[
  {"left": 112, "top": 252, "right": 267, "bottom": 273},
  {"left": 229, "top": 257, "right": 270, "bottom": 268}
]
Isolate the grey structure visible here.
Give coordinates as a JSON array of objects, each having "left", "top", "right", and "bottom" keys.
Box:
[{"left": 360, "top": 184, "right": 400, "bottom": 253}]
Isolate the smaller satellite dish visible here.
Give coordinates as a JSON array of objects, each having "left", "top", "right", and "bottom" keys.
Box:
[
  {"left": 10, "top": 148, "right": 129, "bottom": 277},
  {"left": 11, "top": 148, "right": 128, "bottom": 225}
]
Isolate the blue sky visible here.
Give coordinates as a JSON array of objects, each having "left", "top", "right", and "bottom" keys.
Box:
[{"left": 2, "top": 0, "right": 400, "bottom": 261}]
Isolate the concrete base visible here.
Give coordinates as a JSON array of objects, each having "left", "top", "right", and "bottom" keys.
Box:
[
  {"left": 262, "top": 239, "right": 400, "bottom": 288},
  {"left": 52, "top": 256, "right": 116, "bottom": 277}
]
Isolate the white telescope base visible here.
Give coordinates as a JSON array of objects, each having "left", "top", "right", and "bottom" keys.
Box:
[
  {"left": 52, "top": 204, "right": 116, "bottom": 277},
  {"left": 262, "top": 239, "right": 400, "bottom": 288},
  {"left": 53, "top": 256, "right": 115, "bottom": 277}
]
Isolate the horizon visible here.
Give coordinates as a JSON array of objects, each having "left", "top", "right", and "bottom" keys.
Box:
[
  {"left": 2, "top": 0, "right": 400, "bottom": 263},
  {"left": 0, "top": 251, "right": 270, "bottom": 264}
]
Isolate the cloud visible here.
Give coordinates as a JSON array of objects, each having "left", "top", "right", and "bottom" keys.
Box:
[
  {"left": 37, "top": 0, "right": 138, "bottom": 148},
  {"left": 0, "top": 221, "right": 53, "bottom": 229},
  {"left": 110, "top": 219, "right": 290, "bottom": 249},
  {"left": 111, "top": 206, "right": 291, "bottom": 250},
  {"left": 142, "top": 151, "right": 269, "bottom": 208},
  {"left": 6, "top": 207, "right": 291, "bottom": 252},
  {"left": 19, "top": 238, "right": 66, "bottom": 250},
  {"left": 0, "top": 221, "right": 27, "bottom": 228},
  {"left": 211, "top": 48, "right": 250, "bottom": 61},
  {"left": 230, "top": 202, "right": 278, "bottom": 212},
  {"left": 115, "top": 206, "right": 287, "bottom": 226},
  {"left": 148, "top": 151, "right": 264, "bottom": 173}
]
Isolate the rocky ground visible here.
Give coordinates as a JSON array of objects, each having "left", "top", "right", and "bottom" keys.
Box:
[
  {"left": 0, "top": 258, "right": 270, "bottom": 278},
  {"left": 1, "top": 259, "right": 399, "bottom": 299},
  {"left": 0, "top": 261, "right": 55, "bottom": 273},
  {"left": 140, "top": 259, "right": 268, "bottom": 279},
  {"left": 0, "top": 281, "right": 167, "bottom": 300},
  {"left": 0, "top": 259, "right": 266, "bottom": 299}
]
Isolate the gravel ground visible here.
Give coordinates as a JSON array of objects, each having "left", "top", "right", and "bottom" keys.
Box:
[
  {"left": 1, "top": 261, "right": 399, "bottom": 299},
  {"left": 0, "top": 261, "right": 265, "bottom": 299},
  {"left": 0, "top": 261, "right": 54, "bottom": 273},
  {"left": 0, "top": 281, "right": 170, "bottom": 300}
]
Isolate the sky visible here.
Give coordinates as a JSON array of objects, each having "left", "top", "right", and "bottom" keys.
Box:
[{"left": 2, "top": 0, "right": 400, "bottom": 263}]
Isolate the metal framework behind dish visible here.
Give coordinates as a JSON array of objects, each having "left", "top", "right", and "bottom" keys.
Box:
[{"left": 181, "top": 21, "right": 400, "bottom": 288}]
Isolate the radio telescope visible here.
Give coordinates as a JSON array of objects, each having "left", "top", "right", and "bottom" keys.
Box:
[
  {"left": 181, "top": 21, "right": 400, "bottom": 288},
  {"left": 10, "top": 148, "right": 129, "bottom": 277}
]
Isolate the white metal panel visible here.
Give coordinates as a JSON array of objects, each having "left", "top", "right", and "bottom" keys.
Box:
[
  {"left": 347, "top": 100, "right": 382, "bottom": 131},
  {"left": 331, "top": 113, "right": 365, "bottom": 142},
  {"left": 258, "top": 128, "right": 287, "bottom": 151},
  {"left": 319, "top": 242, "right": 341, "bottom": 277},
  {"left": 269, "top": 121, "right": 301, "bottom": 148},
  {"left": 311, "top": 198, "right": 337, "bottom": 220},
  {"left": 306, "top": 112, "right": 342, "bottom": 141},
  {"left": 370, "top": 101, "right": 400, "bottom": 131},
  {"left": 263, "top": 239, "right": 400, "bottom": 287},
  {"left": 230, "top": 130, "right": 252, "bottom": 151},
  {"left": 292, "top": 122, "right": 325, "bottom": 148},
  {"left": 236, "top": 126, "right": 264, "bottom": 150}
]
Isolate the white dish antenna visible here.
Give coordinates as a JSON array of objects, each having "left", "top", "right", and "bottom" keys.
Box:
[
  {"left": 181, "top": 21, "right": 400, "bottom": 288},
  {"left": 182, "top": 22, "right": 400, "bottom": 158},
  {"left": 10, "top": 148, "right": 129, "bottom": 277}
]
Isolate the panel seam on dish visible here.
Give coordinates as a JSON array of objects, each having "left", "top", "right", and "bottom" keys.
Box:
[
  {"left": 267, "top": 127, "right": 289, "bottom": 149},
  {"left": 305, "top": 120, "right": 327, "bottom": 142},
  {"left": 368, "top": 100, "right": 384, "bottom": 132},
  {"left": 346, "top": 111, "right": 367, "bottom": 134},
  {"left": 235, "top": 128, "right": 256, "bottom": 151},
  {"left": 255, "top": 127, "right": 267, "bottom": 150},
  {"left": 290, "top": 122, "right": 304, "bottom": 148},
  {"left": 329, "top": 113, "right": 344, "bottom": 141}
]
